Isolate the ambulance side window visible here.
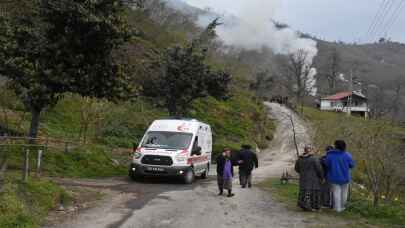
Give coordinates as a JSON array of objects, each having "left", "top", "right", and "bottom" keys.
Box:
[
  {"left": 192, "top": 137, "right": 198, "bottom": 151},
  {"left": 192, "top": 136, "right": 201, "bottom": 155}
]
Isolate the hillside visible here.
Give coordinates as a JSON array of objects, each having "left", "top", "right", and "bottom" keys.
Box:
[
  {"left": 315, "top": 40, "right": 405, "bottom": 84},
  {"left": 0, "top": 4, "right": 276, "bottom": 227}
]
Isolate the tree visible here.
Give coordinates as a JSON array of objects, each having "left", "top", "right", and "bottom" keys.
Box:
[
  {"left": 140, "top": 20, "right": 231, "bottom": 116},
  {"left": 312, "top": 114, "right": 405, "bottom": 207},
  {"left": 0, "top": 0, "right": 132, "bottom": 140},
  {"left": 352, "top": 123, "right": 404, "bottom": 206},
  {"left": 389, "top": 76, "right": 405, "bottom": 123},
  {"left": 285, "top": 49, "right": 315, "bottom": 114},
  {"left": 250, "top": 70, "right": 273, "bottom": 100},
  {"left": 322, "top": 48, "right": 341, "bottom": 92}
]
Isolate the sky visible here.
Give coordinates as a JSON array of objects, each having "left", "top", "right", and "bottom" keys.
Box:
[{"left": 183, "top": 0, "right": 405, "bottom": 44}]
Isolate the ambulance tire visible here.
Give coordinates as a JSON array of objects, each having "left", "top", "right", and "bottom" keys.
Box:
[
  {"left": 200, "top": 165, "right": 208, "bottom": 179},
  {"left": 183, "top": 168, "right": 195, "bottom": 184},
  {"left": 129, "top": 171, "right": 142, "bottom": 182}
]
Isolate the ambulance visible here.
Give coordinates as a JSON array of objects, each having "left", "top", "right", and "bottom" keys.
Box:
[{"left": 129, "top": 118, "right": 212, "bottom": 184}]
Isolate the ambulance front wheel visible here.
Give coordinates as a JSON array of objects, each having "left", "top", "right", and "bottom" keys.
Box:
[
  {"left": 183, "top": 168, "right": 195, "bottom": 184},
  {"left": 200, "top": 164, "right": 209, "bottom": 179}
]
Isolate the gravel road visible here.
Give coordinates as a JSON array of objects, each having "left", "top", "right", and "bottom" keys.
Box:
[{"left": 46, "top": 103, "right": 314, "bottom": 228}]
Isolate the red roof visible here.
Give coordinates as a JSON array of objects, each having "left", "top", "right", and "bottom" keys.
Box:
[{"left": 322, "top": 91, "right": 352, "bottom": 100}]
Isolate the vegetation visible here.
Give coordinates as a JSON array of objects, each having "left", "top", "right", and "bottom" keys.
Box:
[
  {"left": 0, "top": 178, "right": 70, "bottom": 228},
  {"left": 303, "top": 107, "right": 405, "bottom": 206},
  {"left": 141, "top": 20, "right": 232, "bottom": 116},
  {"left": 260, "top": 179, "right": 405, "bottom": 227},
  {"left": 0, "top": 1, "right": 276, "bottom": 226},
  {"left": 314, "top": 39, "right": 405, "bottom": 122},
  {"left": 0, "top": 0, "right": 133, "bottom": 139}
]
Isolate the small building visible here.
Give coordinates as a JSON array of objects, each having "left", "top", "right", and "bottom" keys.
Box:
[{"left": 320, "top": 91, "right": 369, "bottom": 118}]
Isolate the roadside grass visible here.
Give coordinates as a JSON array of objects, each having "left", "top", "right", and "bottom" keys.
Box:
[
  {"left": 259, "top": 178, "right": 405, "bottom": 228},
  {"left": 0, "top": 177, "right": 71, "bottom": 228},
  {"left": 2, "top": 144, "right": 127, "bottom": 179}
]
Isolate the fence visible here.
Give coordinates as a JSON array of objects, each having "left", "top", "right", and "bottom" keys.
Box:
[{"left": 0, "top": 136, "right": 80, "bottom": 182}]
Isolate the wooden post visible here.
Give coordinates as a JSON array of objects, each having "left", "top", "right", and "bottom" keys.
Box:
[
  {"left": 36, "top": 149, "right": 42, "bottom": 177},
  {"left": 23, "top": 148, "right": 29, "bottom": 182}
]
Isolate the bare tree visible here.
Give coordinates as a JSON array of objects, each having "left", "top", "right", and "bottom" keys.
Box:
[
  {"left": 311, "top": 114, "right": 405, "bottom": 207},
  {"left": 77, "top": 97, "right": 108, "bottom": 144},
  {"left": 352, "top": 123, "right": 405, "bottom": 206},
  {"left": 250, "top": 70, "right": 273, "bottom": 100},
  {"left": 286, "top": 49, "right": 315, "bottom": 114},
  {"left": 321, "top": 48, "right": 341, "bottom": 92},
  {"left": 389, "top": 76, "right": 405, "bottom": 123}
]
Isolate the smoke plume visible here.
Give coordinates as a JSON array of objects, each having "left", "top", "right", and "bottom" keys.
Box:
[
  {"left": 172, "top": 0, "right": 319, "bottom": 95},
  {"left": 185, "top": 0, "right": 318, "bottom": 59}
]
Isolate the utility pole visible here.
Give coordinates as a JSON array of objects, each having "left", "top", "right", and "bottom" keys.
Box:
[{"left": 347, "top": 69, "right": 353, "bottom": 116}]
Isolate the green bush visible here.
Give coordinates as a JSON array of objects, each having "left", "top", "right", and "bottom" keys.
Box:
[
  {"left": 0, "top": 179, "right": 68, "bottom": 228},
  {"left": 42, "top": 145, "right": 126, "bottom": 178}
]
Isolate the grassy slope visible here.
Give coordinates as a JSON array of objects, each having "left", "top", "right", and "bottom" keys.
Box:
[
  {"left": 302, "top": 107, "right": 405, "bottom": 182},
  {"left": 289, "top": 107, "right": 405, "bottom": 227},
  {"left": 315, "top": 40, "right": 405, "bottom": 84},
  {"left": 0, "top": 9, "right": 275, "bottom": 228},
  {"left": 260, "top": 179, "right": 405, "bottom": 228},
  {"left": 0, "top": 178, "right": 70, "bottom": 228}
]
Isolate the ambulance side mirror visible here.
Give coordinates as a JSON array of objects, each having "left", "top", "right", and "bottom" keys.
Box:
[
  {"left": 192, "top": 146, "right": 202, "bottom": 156},
  {"left": 132, "top": 142, "right": 139, "bottom": 152}
]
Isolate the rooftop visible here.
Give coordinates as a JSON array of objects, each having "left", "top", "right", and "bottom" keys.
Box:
[{"left": 321, "top": 91, "right": 367, "bottom": 100}]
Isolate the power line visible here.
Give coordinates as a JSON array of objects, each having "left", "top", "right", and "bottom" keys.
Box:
[
  {"left": 380, "top": 0, "right": 405, "bottom": 38},
  {"left": 370, "top": 0, "right": 395, "bottom": 39},
  {"left": 368, "top": 0, "right": 391, "bottom": 39},
  {"left": 370, "top": 0, "right": 397, "bottom": 40},
  {"left": 366, "top": 0, "right": 390, "bottom": 39}
]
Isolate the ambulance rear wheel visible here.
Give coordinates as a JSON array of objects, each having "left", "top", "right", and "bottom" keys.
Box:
[{"left": 184, "top": 169, "right": 195, "bottom": 184}]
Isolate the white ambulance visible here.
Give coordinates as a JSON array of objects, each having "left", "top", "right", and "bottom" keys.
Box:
[{"left": 129, "top": 118, "right": 212, "bottom": 184}]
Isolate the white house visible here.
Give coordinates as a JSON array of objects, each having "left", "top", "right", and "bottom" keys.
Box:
[{"left": 320, "top": 91, "right": 370, "bottom": 118}]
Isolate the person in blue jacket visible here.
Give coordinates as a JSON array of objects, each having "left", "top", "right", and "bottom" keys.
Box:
[{"left": 325, "top": 140, "right": 355, "bottom": 212}]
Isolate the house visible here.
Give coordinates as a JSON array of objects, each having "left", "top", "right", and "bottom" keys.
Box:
[{"left": 320, "top": 91, "right": 369, "bottom": 118}]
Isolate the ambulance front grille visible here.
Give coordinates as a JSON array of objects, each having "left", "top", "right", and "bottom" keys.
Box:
[{"left": 141, "top": 155, "right": 173, "bottom": 166}]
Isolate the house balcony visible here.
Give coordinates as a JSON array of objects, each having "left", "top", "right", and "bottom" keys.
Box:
[{"left": 320, "top": 106, "right": 370, "bottom": 113}]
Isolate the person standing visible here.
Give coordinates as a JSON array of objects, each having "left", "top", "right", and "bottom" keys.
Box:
[
  {"left": 238, "top": 145, "right": 258, "bottom": 188},
  {"left": 216, "top": 148, "right": 235, "bottom": 197},
  {"left": 295, "top": 145, "right": 324, "bottom": 211},
  {"left": 216, "top": 150, "right": 227, "bottom": 196},
  {"left": 320, "top": 145, "right": 334, "bottom": 208},
  {"left": 325, "top": 140, "right": 355, "bottom": 213}
]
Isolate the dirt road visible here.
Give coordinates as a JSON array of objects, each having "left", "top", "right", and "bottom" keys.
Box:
[{"left": 47, "top": 103, "right": 313, "bottom": 228}]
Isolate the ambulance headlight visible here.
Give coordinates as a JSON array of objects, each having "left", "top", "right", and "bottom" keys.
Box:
[
  {"left": 134, "top": 152, "right": 142, "bottom": 159},
  {"left": 176, "top": 155, "right": 187, "bottom": 162}
]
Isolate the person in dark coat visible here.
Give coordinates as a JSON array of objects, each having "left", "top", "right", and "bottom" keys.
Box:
[
  {"left": 295, "top": 145, "right": 324, "bottom": 211},
  {"left": 238, "top": 145, "right": 259, "bottom": 188},
  {"left": 216, "top": 148, "right": 235, "bottom": 197},
  {"left": 320, "top": 145, "right": 334, "bottom": 208}
]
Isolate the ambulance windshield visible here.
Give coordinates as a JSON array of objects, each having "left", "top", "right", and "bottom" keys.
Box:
[{"left": 142, "top": 131, "right": 193, "bottom": 150}]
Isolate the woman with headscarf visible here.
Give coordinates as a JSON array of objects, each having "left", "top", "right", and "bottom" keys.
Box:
[
  {"left": 217, "top": 148, "right": 235, "bottom": 197},
  {"left": 295, "top": 145, "right": 324, "bottom": 211},
  {"left": 320, "top": 145, "right": 334, "bottom": 208}
]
